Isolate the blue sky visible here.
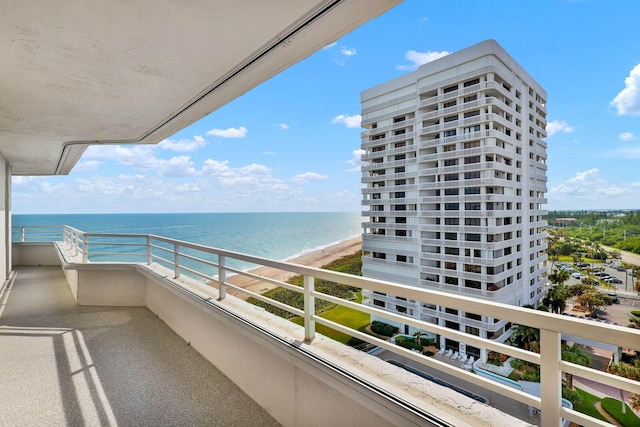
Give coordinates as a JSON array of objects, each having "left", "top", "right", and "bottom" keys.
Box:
[{"left": 12, "top": 0, "right": 640, "bottom": 213}]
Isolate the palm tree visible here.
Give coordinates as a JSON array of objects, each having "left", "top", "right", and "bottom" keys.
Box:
[
  {"left": 629, "top": 316, "right": 640, "bottom": 329},
  {"left": 561, "top": 344, "right": 591, "bottom": 391},
  {"left": 609, "top": 361, "right": 640, "bottom": 414},
  {"left": 543, "top": 284, "right": 571, "bottom": 314},
  {"left": 413, "top": 330, "right": 424, "bottom": 347},
  {"left": 509, "top": 324, "right": 540, "bottom": 352}
]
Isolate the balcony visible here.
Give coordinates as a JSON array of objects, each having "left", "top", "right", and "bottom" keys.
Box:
[{"left": 8, "top": 226, "right": 640, "bottom": 427}]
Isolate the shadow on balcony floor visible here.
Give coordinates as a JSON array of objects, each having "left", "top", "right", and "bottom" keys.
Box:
[{"left": 0, "top": 266, "right": 280, "bottom": 426}]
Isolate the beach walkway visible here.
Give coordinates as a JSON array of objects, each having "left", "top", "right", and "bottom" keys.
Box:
[{"left": 0, "top": 266, "right": 280, "bottom": 426}]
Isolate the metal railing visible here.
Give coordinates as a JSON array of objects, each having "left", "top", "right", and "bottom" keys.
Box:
[{"left": 15, "top": 224, "right": 640, "bottom": 426}]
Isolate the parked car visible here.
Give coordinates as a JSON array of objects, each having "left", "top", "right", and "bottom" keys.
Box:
[
  {"left": 606, "top": 277, "right": 623, "bottom": 284},
  {"left": 571, "top": 272, "right": 585, "bottom": 279}
]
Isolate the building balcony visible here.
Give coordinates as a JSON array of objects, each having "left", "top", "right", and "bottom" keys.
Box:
[{"left": 8, "top": 226, "right": 640, "bottom": 427}]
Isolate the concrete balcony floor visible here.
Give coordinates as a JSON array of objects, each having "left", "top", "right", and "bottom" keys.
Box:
[{"left": 0, "top": 266, "right": 280, "bottom": 426}]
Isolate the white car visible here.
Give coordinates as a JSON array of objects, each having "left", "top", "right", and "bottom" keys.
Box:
[{"left": 571, "top": 272, "right": 585, "bottom": 279}]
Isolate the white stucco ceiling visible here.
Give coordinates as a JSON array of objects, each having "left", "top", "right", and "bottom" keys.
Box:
[{"left": 1, "top": 0, "right": 400, "bottom": 175}]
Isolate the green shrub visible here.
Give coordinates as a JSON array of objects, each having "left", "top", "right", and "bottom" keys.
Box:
[
  {"left": 423, "top": 350, "right": 435, "bottom": 357},
  {"left": 562, "top": 387, "right": 583, "bottom": 406},
  {"left": 420, "top": 338, "right": 435, "bottom": 347},
  {"left": 601, "top": 397, "right": 640, "bottom": 426},
  {"left": 522, "top": 368, "right": 540, "bottom": 382},
  {"left": 631, "top": 310, "right": 640, "bottom": 317},
  {"left": 371, "top": 320, "right": 398, "bottom": 337},
  {"left": 394, "top": 335, "right": 423, "bottom": 351}
]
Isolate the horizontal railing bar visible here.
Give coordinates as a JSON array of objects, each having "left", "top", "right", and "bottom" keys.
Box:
[
  {"left": 220, "top": 280, "right": 305, "bottom": 318},
  {"left": 84, "top": 242, "right": 147, "bottom": 247},
  {"left": 150, "top": 254, "right": 174, "bottom": 267},
  {"left": 222, "top": 266, "right": 302, "bottom": 294},
  {"left": 149, "top": 243, "right": 174, "bottom": 254},
  {"left": 175, "top": 251, "right": 218, "bottom": 269},
  {"left": 177, "top": 264, "right": 212, "bottom": 282},
  {"left": 561, "top": 407, "right": 610, "bottom": 427},
  {"left": 85, "top": 252, "right": 146, "bottom": 257},
  {"left": 561, "top": 361, "right": 640, "bottom": 395},
  {"left": 313, "top": 290, "right": 540, "bottom": 366}
]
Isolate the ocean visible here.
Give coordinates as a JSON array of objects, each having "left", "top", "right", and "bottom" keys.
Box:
[{"left": 12, "top": 212, "right": 363, "bottom": 267}]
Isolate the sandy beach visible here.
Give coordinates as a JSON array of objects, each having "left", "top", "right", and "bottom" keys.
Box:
[{"left": 226, "top": 236, "right": 362, "bottom": 298}]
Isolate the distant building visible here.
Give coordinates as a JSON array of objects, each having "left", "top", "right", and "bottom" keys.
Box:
[
  {"left": 554, "top": 218, "right": 577, "bottom": 227},
  {"left": 359, "top": 40, "right": 548, "bottom": 359}
]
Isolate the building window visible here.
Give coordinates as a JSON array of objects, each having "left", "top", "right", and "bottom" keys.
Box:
[
  {"left": 465, "top": 187, "right": 480, "bottom": 195},
  {"left": 445, "top": 232, "right": 457, "bottom": 240},
  {"left": 463, "top": 140, "right": 480, "bottom": 149},
  {"left": 372, "top": 252, "right": 386, "bottom": 259},
  {"left": 464, "top": 78, "right": 480, "bottom": 87},
  {"left": 465, "top": 233, "right": 481, "bottom": 242},
  {"left": 465, "top": 218, "right": 481, "bottom": 226},
  {"left": 464, "top": 171, "right": 480, "bottom": 179},
  {"left": 464, "top": 156, "right": 481, "bottom": 164},
  {"left": 444, "top": 173, "right": 459, "bottom": 181},
  {"left": 444, "top": 188, "right": 459, "bottom": 195},
  {"left": 397, "top": 255, "right": 407, "bottom": 263},
  {"left": 443, "top": 84, "right": 458, "bottom": 93},
  {"left": 444, "top": 217, "right": 459, "bottom": 225},
  {"left": 373, "top": 299, "right": 385, "bottom": 307},
  {"left": 444, "top": 159, "right": 458, "bottom": 166},
  {"left": 445, "top": 203, "right": 459, "bottom": 210},
  {"left": 443, "top": 144, "right": 456, "bottom": 152},
  {"left": 444, "top": 129, "right": 457, "bottom": 137},
  {"left": 465, "top": 202, "right": 480, "bottom": 210}
]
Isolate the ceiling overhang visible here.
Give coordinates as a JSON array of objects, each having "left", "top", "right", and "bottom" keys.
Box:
[{"left": 0, "top": 0, "right": 401, "bottom": 175}]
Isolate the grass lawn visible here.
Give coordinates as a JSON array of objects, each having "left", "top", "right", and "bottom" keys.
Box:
[
  {"left": 601, "top": 397, "right": 640, "bottom": 426},
  {"left": 290, "top": 292, "right": 370, "bottom": 344},
  {"left": 573, "top": 389, "right": 609, "bottom": 422}
]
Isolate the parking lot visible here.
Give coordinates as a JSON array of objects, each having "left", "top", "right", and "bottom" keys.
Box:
[{"left": 556, "top": 261, "right": 637, "bottom": 295}]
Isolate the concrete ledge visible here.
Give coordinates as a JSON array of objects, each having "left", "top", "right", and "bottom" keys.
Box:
[{"left": 12, "top": 242, "right": 60, "bottom": 266}]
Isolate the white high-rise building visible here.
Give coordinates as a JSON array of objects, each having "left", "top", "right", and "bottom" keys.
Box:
[{"left": 360, "top": 40, "right": 548, "bottom": 359}]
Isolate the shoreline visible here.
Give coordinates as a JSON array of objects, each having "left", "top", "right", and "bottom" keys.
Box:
[{"left": 226, "top": 235, "right": 362, "bottom": 298}]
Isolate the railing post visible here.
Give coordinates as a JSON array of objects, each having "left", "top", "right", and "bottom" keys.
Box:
[
  {"left": 146, "top": 236, "right": 152, "bottom": 265},
  {"left": 303, "top": 275, "right": 315, "bottom": 343},
  {"left": 174, "top": 243, "right": 180, "bottom": 279},
  {"left": 82, "top": 234, "right": 88, "bottom": 263},
  {"left": 218, "top": 255, "right": 226, "bottom": 300},
  {"left": 20, "top": 226, "right": 25, "bottom": 242},
  {"left": 540, "top": 329, "right": 562, "bottom": 427}
]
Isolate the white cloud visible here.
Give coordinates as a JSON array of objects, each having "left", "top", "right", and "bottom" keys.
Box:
[
  {"left": 158, "top": 135, "right": 206, "bottom": 152},
  {"left": 82, "top": 145, "right": 157, "bottom": 169},
  {"left": 72, "top": 160, "right": 102, "bottom": 172},
  {"left": 274, "top": 123, "right": 289, "bottom": 131},
  {"left": 334, "top": 45, "right": 357, "bottom": 66},
  {"left": 397, "top": 50, "right": 450, "bottom": 71},
  {"left": 549, "top": 168, "right": 640, "bottom": 209},
  {"left": 340, "top": 47, "right": 357, "bottom": 56},
  {"left": 346, "top": 149, "right": 365, "bottom": 172},
  {"left": 157, "top": 156, "right": 197, "bottom": 177},
  {"left": 331, "top": 114, "right": 361, "bottom": 128},
  {"left": 610, "top": 63, "right": 640, "bottom": 115},
  {"left": 292, "top": 172, "right": 328, "bottom": 183},
  {"left": 174, "top": 180, "right": 209, "bottom": 193},
  {"left": 262, "top": 151, "right": 275, "bottom": 156},
  {"left": 619, "top": 132, "right": 635, "bottom": 141},
  {"left": 323, "top": 42, "right": 337, "bottom": 50},
  {"left": 546, "top": 120, "right": 575, "bottom": 136},
  {"left": 206, "top": 126, "right": 248, "bottom": 138}
]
